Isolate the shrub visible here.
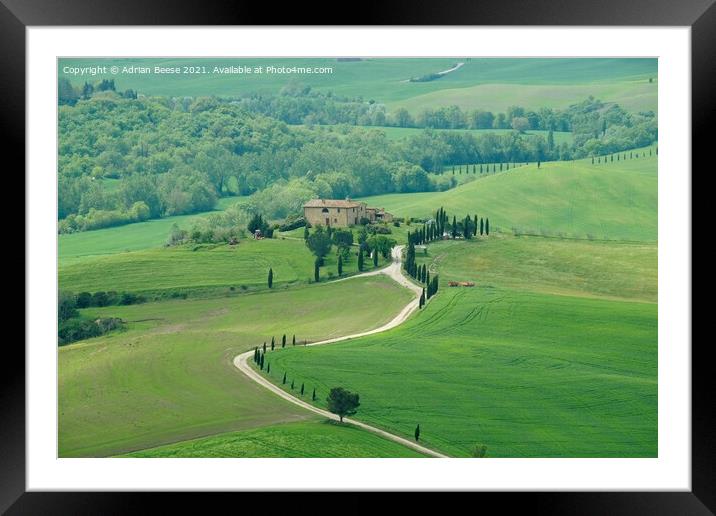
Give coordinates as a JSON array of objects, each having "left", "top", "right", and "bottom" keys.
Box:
[
  {"left": 76, "top": 291, "right": 92, "bottom": 309},
  {"left": 278, "top": 216, "right": 307, "bottom": 232}
]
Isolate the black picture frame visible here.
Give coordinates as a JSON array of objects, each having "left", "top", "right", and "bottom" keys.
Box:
[{"left": 6, "top": 0, "right": 707, "bottom": 511}]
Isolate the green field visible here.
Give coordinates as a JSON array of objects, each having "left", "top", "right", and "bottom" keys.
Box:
[
  {"left": 58, "top": 274, "right": 414, "bottom": 457},
  {"left": 122, "top": 420, "right": 426, "bottom": 458},
  {"left": 58, "top": 237, "right": 377, "bottom": 296},
  {"left": 390, "top": 80, "right": 657, "bottom": 115},
  {"left": 260, "top": 236, "right": 658, "bottom": 458},
  {"left": 60, "top": 57, "right": 656, "bottom": 113},
  {"left": 360, "top": 152, "right": 658, "bottom": 241},
  {"left": 58, "top": 196, "right": 243, "bottom": 266},
  {"left": 360, "top": 126, "right": 574, "bottom": 144}
]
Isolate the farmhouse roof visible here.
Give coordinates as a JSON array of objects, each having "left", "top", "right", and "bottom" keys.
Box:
[{"left": 303, "top": 199, "right": 364, "bottom": 209}]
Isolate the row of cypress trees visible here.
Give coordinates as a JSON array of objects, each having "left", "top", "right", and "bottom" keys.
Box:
[
  {"left": 591, "top": 147, "right": 656, "bottom": 164},
  {"left": 451, "top": 162, "right": 525, "bottom": 175},
  {"left": 253, "top": 348, "right": 318, "bottom": 401}
]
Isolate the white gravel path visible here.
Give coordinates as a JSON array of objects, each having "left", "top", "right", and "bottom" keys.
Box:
[{"left": 232, "top": 245, "right": 447, "bottom": 458}]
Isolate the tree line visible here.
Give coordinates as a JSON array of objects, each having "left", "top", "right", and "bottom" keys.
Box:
[{"left": 58, "top": 81, "right": 657, "bottom": 232}]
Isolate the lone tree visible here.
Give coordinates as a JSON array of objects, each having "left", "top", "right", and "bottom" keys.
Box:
[
  {"left": 326, "top": 387, "right": 360, "bottom": 423},
  {"left": 306, "top": 225, "right": 332, "bottom": 265},
  {"left": 415, "top": 424, "right": 421, "bottom": 442},
  {"left": 267, "top": 267, "right": 273, "bottom": 288}
]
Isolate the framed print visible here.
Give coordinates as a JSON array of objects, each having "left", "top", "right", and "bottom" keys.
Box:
[{"left": 6, "top": 0, "right": 709, "bottom": 511}]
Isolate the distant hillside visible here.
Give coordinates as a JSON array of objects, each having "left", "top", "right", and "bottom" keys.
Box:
[
  {"left": 360, "top": 151, "right": 658, "bottom": 242},
  {"left": 59, "top": 57, "right": 657, "bottom": 113}
]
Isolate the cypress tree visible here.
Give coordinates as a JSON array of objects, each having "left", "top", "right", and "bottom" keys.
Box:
[
  {"left": 260, "top": 353, "right": 264, "bottom": 370},
  {"left": 452, "top": 216, "right": 457, "bottom": 238},
  {"left": 480, "top": 218, "right": 484, "bottom": 236},
  {"left": 290, "top": 379, "right": 295, "bottom": 390},
  {"left": 303, "top": 225, "right": 309, "bottom": 240},
  {"left": 486, "top": 218, "right": 490, "bottom": 235},
  {"left": 426, "top": 270, "right": 430, "bottom": 289},
  {"left": 292, "top": 334, "right": 296, "bottom": 346},
  {"left": 415, "top": 424, "right": 420, "bottom": 442},
  {"left": 282, "top": 372, "right": 287, "bottom": 384},
  {"left": 301, "top": 383, "right": 305, "bottom": 395},
  {"left": 282, "top": 334, "right": 286, "bottom": 348},
  {"left": 267, "top": 362, "right": 270, "bottom": 374},
  {"left": 271, "top": 340, "right": 274, "bottom": 351},
  {"left": 267, "top": 267, "right": 273, "bottom": 288},
  {"left": 473, "top": 215, "right": 478, "bottom": 236},
  {"left": 337, "top": 254, "right": 343, "bottom": 276},
  {"left": 314, "top": 258, "right": 320, "bottom": 282},
  {"left": 312, "top": 388, "right": 316, "bottom": 401},
  {"left": 263, "top": 342, "right": 267, "bottom": 353},
  {"left": 419, "top": 288, "right": 425, "bottom": 308},
  {"left": 358, "top": 248, "right": 365, "bottom": 271},
  {"left": 373, "top": 249, "right": 378, "bottom": 267}
]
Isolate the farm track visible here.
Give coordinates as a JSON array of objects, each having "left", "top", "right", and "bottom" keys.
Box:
[{"left": 233, "top": 245, "right": 449, "bottom": 458}]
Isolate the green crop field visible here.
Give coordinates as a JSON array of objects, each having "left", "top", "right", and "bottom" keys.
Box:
[
  {"left": 58, "top": 274, "right": 414, "bottom": 457},
  {"left": 59, "top": 57, "right": 656, "bottom": 113},
  {"left": 59, "top": 236, "right": 378, "bottom": 296},
  {"left": 260, "top": 235, "right": 658, "bottom": 458},
  {"left": 122, "top": 420, "right": 426, "bottom": 458},
  {"left": 359, "top": 126, "right": 574, "bottom": 144},
  {"left": 58, "top": 196, "right": 244, "bottom": 266},
  {"left": 389, "top": 80, "right": 657, "bottom": 115},
  {"left": 360, "top": 151, "right": 658, "bottom": 241}
]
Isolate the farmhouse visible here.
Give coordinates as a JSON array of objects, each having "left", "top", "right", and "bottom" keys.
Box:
[{"left": 303, "top": 199, "right": 393, "bottom": 227}]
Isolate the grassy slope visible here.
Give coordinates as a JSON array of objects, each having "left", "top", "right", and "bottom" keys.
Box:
[
  {"left": 58, "top": 196, "right": 243, "bottom": 266},
  {"left": 389, "top": 81, "right": 657, "bottom": 114},
  {"left": 122, "top": 420, "right": 426, "bottom": 458},
  {"left": 416, "top": 236, "right": 657, "bottom": 303},
  {"left": 360, "top": 153, "right": 658, "bottom": 241},
  {"left": 263, "top": 237, "right": 658, "bottom": 457},
  {"left": 58, "top": 274, "right": 414, "bottom": 457},
  {"left": 359, "top": 126, "right": 574, "bottom": 144},
  {"left": 59, "top": 57, "right": 656, "bottom": 112},
  {"left": 59, "top": 236, "right": 385, "bottom": 296}
]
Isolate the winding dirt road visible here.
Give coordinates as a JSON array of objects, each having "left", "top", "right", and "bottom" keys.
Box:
[{"left": 233, "top": 245, "right": 448, "bottom": 458}]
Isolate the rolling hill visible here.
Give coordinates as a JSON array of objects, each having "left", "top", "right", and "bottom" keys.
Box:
[{"left": 360, "top": 151, "right": 658, "bottom": 242}]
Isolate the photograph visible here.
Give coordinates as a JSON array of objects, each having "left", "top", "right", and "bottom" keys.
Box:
[{"left": 56, "top": 56, "right": 659, "bottom": 459}]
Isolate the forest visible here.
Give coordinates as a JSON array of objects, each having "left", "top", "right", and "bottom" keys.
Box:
[{"left": 58, "top": 78, "right": 657, "bottom": 232}]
